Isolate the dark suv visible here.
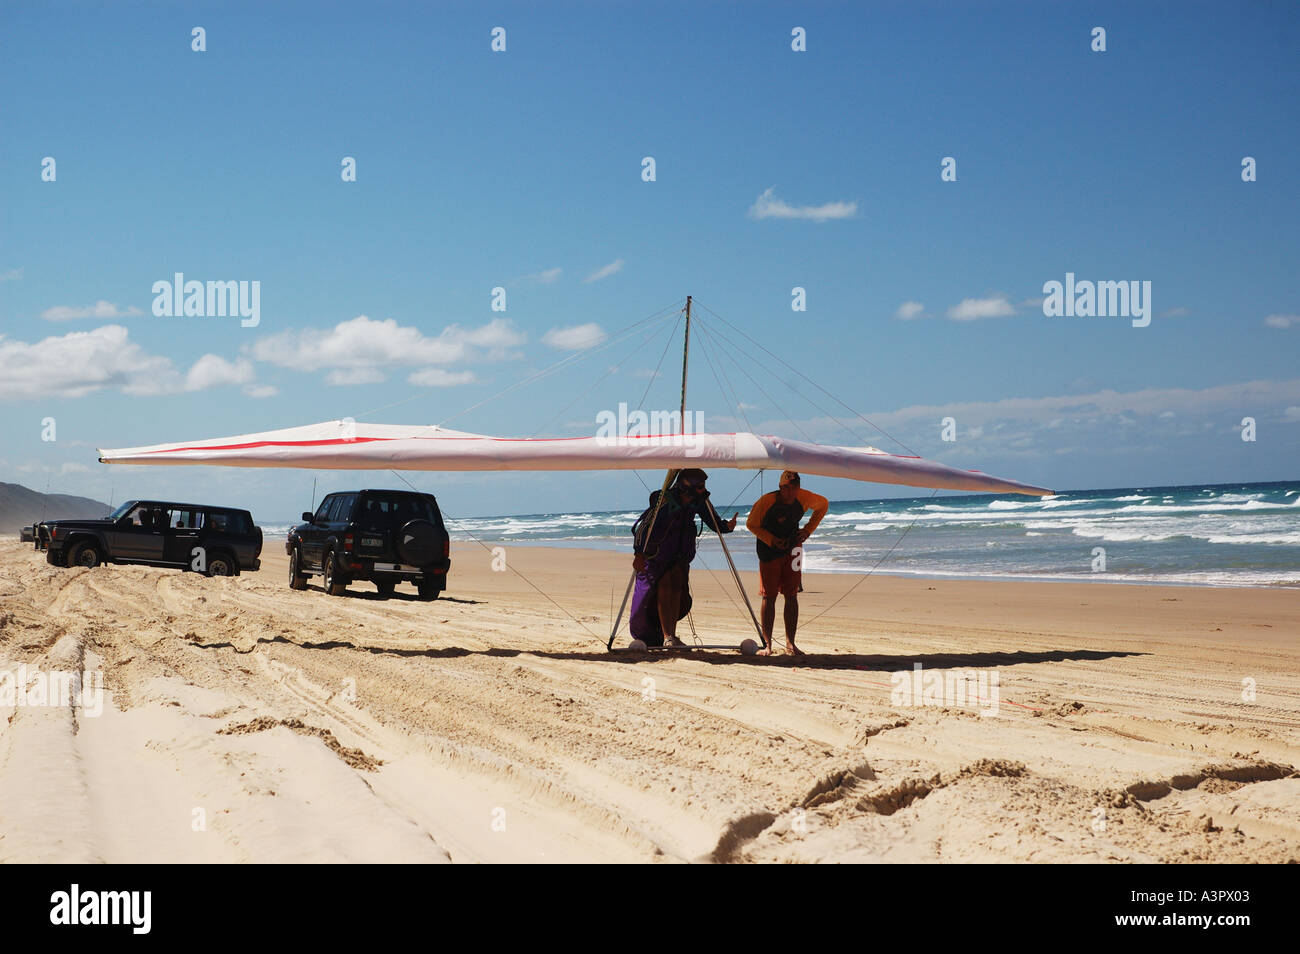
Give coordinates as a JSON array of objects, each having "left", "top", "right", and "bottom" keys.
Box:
[
  {"left": 39, "top": 500, "right": 262, "bottom": 576},
  {"left": 287, "top": 489, "right": 451, "bottom": 599}
]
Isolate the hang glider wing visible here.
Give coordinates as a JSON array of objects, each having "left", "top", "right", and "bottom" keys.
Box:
[{"left": 99, "top": 420, "right": 1052, "bottom": 496}]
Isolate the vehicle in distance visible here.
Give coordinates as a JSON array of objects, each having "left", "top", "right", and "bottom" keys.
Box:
[
  {"left": 39, "top": 500, "right": 262, "bottom": 576},
  {"left": 19, "top": 525, "right": 35, "bottom": 543},
  {"left": 287, "top": 489, "right": 451, "bottom": 599}
]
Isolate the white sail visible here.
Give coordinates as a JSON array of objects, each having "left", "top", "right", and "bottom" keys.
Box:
[{"left": 99, "top": 419, "right": 1053, "bottom": 496}]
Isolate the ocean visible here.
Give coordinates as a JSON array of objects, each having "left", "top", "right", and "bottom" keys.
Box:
[{"left": 262, "top": 481, "right": 1299, "bottom": 587}]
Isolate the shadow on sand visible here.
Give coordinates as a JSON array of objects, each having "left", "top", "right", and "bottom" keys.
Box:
[
  {"left": 189, "top": 631, "right": 1147, "bottom": 671},
  {"left": 302, "top": 584, "right": 486, "bottom": 605}
]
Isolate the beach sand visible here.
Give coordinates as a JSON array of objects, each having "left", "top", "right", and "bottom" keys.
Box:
[{"left": 1, "top": 536, "right": 1297, "bottom": 863}]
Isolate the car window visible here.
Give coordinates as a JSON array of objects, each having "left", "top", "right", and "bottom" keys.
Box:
[
  {"left": 333, "top": 494, "right": 357, "bottom": 522},
  {"left": 212, "top": 511, "right": 251, "bottom": 534},
  {"left": 168, "top": 508, "right": 205, "bottom": 530},
  {"left": 316, "top": 496, "right": 337, "bottom": 522},
  {"left": 208, "top": 510, "right": 238, "bottom": 532},
  {"left": 356, "top": 493, "right": 438, "bottom": 524},
  {"left": 124, "top": 504, "right": 167, "bottom": 529}
]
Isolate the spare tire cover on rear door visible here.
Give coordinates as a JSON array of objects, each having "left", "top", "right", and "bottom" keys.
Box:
[{"left": 396, "top": 519, "right": 439, "bottom": 565}]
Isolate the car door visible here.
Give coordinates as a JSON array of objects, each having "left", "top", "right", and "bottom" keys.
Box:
[
  {"left": 326, "top": 494, "right": 357, "bottom": 557},
  {"left": 163, "top": 507, "right": 205, "bottom": 567},
  {"left": 111, "top": 503, "right": 167, "bottom": 562},
  {"left": 204, "top": 509, "right": 239, "bottom": 565},
  {"left": 302, "top": 495, "right": 337, "bottom": 569}
]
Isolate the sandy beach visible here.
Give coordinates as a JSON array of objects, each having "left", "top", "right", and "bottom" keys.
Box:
[{"left": 1, "top": 536, "right": 1297, "bottom": 863}]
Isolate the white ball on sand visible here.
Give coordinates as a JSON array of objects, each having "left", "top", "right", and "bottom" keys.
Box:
[
  {"left": 628, "top": 639, "right": 648, "bottom": 652},
  {"left": 740, "top": 639, "right": 759, "bottom": 656}
]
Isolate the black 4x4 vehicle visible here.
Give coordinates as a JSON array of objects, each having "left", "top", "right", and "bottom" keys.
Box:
[
  {"left": 287, "top": 489, "right": 451, "bottom": 599},
  {"left": 38, "top": 500, "right": 262, "bottom": 576}
]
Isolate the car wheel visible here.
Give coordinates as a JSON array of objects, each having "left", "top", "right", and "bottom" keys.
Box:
[
  {"left": 375, "top": 579, "right": 396, "bottom": 598},
  {"left": 46, "top": 549, "right": 67, "bottom": 567},
  {"left": 417, "top": 580, "right": 442, "bottom": 601},
  {"left": 323, "top": 549, "right": 347, "bottom": 596},
  {"left": 288, "top": 547, "right": 309, "bottom": 590},
  {"left": 69, "top": 542, "right": 102, "bottom": 568},
  {"left": 206, "top": 553, "right": 234, "bottom": 577}
]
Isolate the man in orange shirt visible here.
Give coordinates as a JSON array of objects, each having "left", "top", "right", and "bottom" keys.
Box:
[{"left": 746, "top": 471, "right": 829, "bottom": 656}]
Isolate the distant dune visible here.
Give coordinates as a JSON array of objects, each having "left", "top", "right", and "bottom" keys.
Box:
[{"left": 0, "top": 481, "right": 110, "bottom": 533}]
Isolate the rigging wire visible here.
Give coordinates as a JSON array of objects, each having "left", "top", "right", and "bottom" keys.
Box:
[
  {"left": 689, "top": 319, "right": 818, "bottom": 442},
  {"left": 801, "top": 488, "right": 940, "bottom": 628},
  {"left": 633, "top": 308, "right": 686, "bottom": 412},
  {"left": 437, "top": 300, "right": 685, "bottom": 428},
  {"left": 343, "top": 298, "right": 684, "bottom": 426},
  {"left": 719, "top": 468, "right": 764, "bottom": 513},
  {"left": 691, "top": 313, "right": 754, "bottom": 435},
  {"left": 693, "top": 313, "right": 869, "bottom": 447},
  {"left": 385, "top": 470, "right": 607, "bottom": 646},
  {"left": 699, "top": 320, "right": 755, "bottom": 436},
  {"left": 528, "top": 313, "right": 680, "bottom": 438},
  {"left": 623, "top": 306, "right": 689, "bottom": 498},
  {"left": 693, "top": 299, "right": 921, "bottom": 457}
]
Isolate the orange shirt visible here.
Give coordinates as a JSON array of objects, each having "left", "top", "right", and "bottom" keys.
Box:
[{"left": 746, "top": 487, "right": 830, "bottom": 549}]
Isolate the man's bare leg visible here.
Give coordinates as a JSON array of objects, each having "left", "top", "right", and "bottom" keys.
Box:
[
  {"left": 783, "top": 594, "right": 804, "bottom": 655},
  {"left": 757, "top": 594, "right": 779, "bottom": 655},
  {"left": 657, "top": 562, "right": 688, "bottom": 648}
]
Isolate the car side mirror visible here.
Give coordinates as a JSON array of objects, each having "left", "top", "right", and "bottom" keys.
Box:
[{"left": 302, "top": 511, "right": 317, "bottom": 523}]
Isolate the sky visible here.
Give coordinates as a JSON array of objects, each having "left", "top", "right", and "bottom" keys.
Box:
[{"left": 1, "top": 0, "right": 1297, "bottom": 522}]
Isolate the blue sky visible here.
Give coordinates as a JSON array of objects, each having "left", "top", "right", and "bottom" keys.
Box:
[{"left": 1, "top": 0, "right": 1297, "bottom": 521}]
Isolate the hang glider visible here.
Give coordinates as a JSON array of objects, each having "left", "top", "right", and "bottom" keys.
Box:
[{"left": 98, "top": 419, "right": 1052, "bottom": 497}]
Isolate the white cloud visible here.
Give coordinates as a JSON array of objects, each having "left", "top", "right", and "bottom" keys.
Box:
[
  {"left": 244, "top": 383, "right": 279, "bottom": 399},
  {"left": 0, "top": 325, "right": 262, "bottom": 400},
  {"left": 408, "top": 368, "right": 478, "bottom": 387},
  {"left": 543, "top": 323, "right": 608, "bottom": 350},
  {"left": 185, "top": 354, "right": 254, "bottom": 391},
  {"left": 326, "top": 367, "right": 386, "bottom": 386},
  {"left": 41, "top": 300, "right": 144, "bottom": 321},
  {"left": 0, "top": 325, "right": 172, "bottom": 398},
  {"left": 748, "top": 187, "right": 857, "bottom": 223},
  {"left": 583, "top": 259, "right": 625, "bottom": 284},
  {"left": 0, "top": 267, "right": 22, "bottom": 283},
  {"left": 1264, "top": 314, "right": 1297, "bottom": 329},
  {"left": 894, "top": 301, "right": 925, "bottom": 320},
  {"left": 517, "top": 267, "right": 562, "bottom": 284},
  {"left": 946, "top": 296, "right": 1016, "bottom": 321},
  {"left": 249, "top": 316, "right": 525, "bottom": 377}
]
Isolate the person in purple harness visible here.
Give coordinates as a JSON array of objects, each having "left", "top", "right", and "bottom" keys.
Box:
[{"left": 629, "top": 469, "right": 737, "bottom": 649}]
